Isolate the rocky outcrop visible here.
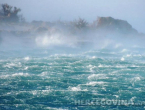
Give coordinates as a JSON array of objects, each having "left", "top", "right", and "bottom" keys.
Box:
[{"left": 96, "top": 17, "right": 138, "bottom": 35}]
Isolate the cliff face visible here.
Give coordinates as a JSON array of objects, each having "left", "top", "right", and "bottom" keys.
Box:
[{"left": 96, "top": 17, "right": 138, "bottom": 35}]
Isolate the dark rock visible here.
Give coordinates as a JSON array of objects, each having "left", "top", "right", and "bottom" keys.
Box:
[{"left": 96, "top": 17, "right": 138, "bottom": 35}]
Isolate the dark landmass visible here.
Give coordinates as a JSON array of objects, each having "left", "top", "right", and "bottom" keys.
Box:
[
  {"left": 96, "top": 17, "right": 138, "bottom": 35},
  {"left": 0, "top": 16, "right": 144, "bottom": 37},
  {"left": 0, "top": 4, "right": 144, "bottom": 49}
]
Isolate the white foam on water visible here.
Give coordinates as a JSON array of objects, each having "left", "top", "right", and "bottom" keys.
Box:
[
  {"left": 41, "top": 90, "right": 51, "bottom": 95},
  {"left": 68, "top": 86, "right": 88, "bottom": 91},
  {"left": 24, "top": 66, "right": 28, "bottom": 70},
  {"left": 38, "top": 72, "right": 49, "bottom": 78},
  {"left": 98, "top": 64, "right": 103, "bottom": 67},
  {"left": 3, "top": 62, "right": 22, "bottom": 68},
  {"left": 112, "top": 77, "right": 117, "bottom": 80},
  {"left": 130, "top": 65, "right": 140, "bottom": 67},
  {"left": 130, "top": 76, "right": 142, "bottom": 86},
  {"left": 88, "top": 74, "right": 106, "bottom": 80},
  {"left": 98, "top": 64, "right": 110, "bottom": 68},
  {"left": 70, "top": 86, "right": 81, "bottom": 91},
  {"left": 0, "top": 74, "right": 10, "bottom": 78},
  {"left": 24, "top": 56, "right": 30, "bottom": 61},
  {"left": 41, "top": 72, "right": 48, "bottom": 76},
  {"left": 12, "top": 72, "right": 29, "bottom": 76},
  {"left": 109, "top": 70, "right": 119, "bottom": 75},
  {"left": 121, "top": 57, "right": 125, "bottom": 61},
  {"left": 130, "top": 96, "right": 136, "bottom": 102},
  {"left": 32, "top": 90, "right": 38, "bottom": 95},
  {"left": 102, "top": 87, "right": 106, "bottom": 91},
  {"left": 87, "top": 65, "right": 93, "bottom": 67},
  {"left": 92, "top": 56, "right": 96, "bottom": 59},
  {"left": 116, "top": 65, "right": 125, "bottom": 68},
  {"left": 86, "top": 81, "right": 105, "bottom": 86},
  {"left": 121, "top": 49, "right": 128, "bottom": 52},
  {"left": 4, "top": 63, "right": 15, "bottom": 68},
  {"left": 113, "top": 95, "right": 119, "bottom": 98},
  {"left": 30, "top": 90, "right": 51, "bottom": 96},
  {"left": 133, "top": 76, "right": 141, "bottom": 81},
  {"left": 87, "top": 65, "right": 96, "bottom": 72}
]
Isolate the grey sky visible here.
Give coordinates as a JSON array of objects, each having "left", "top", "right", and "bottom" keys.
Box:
[{"left": 0, "top": 0, "right": 145, "bottom": 33}]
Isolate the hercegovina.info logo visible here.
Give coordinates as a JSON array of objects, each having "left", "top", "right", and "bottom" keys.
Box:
[{"left": 71, "top": 99, "right": 145, "bottom": 106}]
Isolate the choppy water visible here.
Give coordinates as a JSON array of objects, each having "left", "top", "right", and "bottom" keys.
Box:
[{"left": 0, "top": 48, "right": 145, "bottom": 110}]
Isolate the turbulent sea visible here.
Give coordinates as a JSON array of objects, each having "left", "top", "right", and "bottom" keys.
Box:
[{"left": 0, "top": 47, "right": 145, "bottom": 110}]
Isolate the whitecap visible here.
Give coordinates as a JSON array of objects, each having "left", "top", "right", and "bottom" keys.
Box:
[
  {"left": 69, "top": 86, "right": 81, "bottom": 91},
  {"left": 3, "top": 62, "right": 21, "bottom": 68},
  {"left": 86, "top": 81, "right": 105, "bottom": 86},
  {"left": 92, "top": 56, "right": 96, "bottom": 59},
  {"left": 24, "top": 56, "right": 30, "bottom": 61},
  {"left": 98, "top": 64, "right": 110, "bottom": 68},
  {"left": 39, "top": 72, "right": 48, "bottom": 76},
  {"left": 134, "top": 76, "right": 141, "bottom": 81},
  {"left": 121, "top": 49, "right": 127, "bottom": 52},
  {"left": 98, "top": 64, "right": 103, "bottom": 67},
  {"left": 88, "top": 74, "right": 106, "bottom": 80},
  {"left": 116, "top": 65, "right": 125, "bottom": 68},
  {"left": 113, "top": 95, "right": 119, "bottom": 98},
  {"left": 121, "top": 57, "right": 125, "bottom": 61},
  {"left": 87, "top": 65, "right": 96, "bottom": 72},
  {"left": 12, "top": 72, "right": 29, "bottom": 76},
  {"left": 24, "top": 66, "right": 28, "bottom": 70}
]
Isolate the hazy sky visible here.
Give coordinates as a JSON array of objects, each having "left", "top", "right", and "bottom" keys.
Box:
[{"left": 0, "top": 0, "right": 145, "bottom": 33}]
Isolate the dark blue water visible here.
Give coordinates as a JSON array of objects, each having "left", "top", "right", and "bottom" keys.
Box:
[{"left": 0, "top": 48, "right": 145, "bottom": 110}]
